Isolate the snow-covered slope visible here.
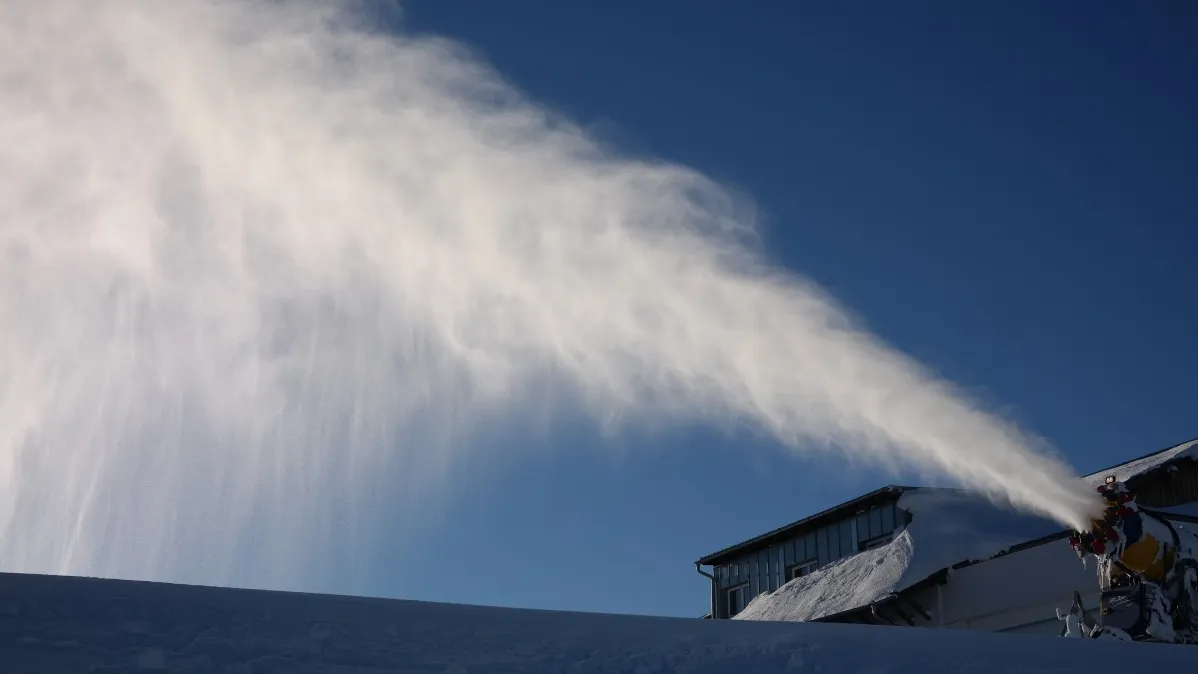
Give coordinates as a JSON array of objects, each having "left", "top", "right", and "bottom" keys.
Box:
[
  {"left": 734, "top": 488, "right": 1062, "bottom": 623},
  {"left": 2, "top": 571, "right": 1195, "bottom": 673}
]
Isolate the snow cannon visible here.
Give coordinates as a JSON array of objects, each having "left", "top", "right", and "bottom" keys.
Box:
[
  {"left": 1067, "top": 477, "right": 1174, "bottom": 583},
  {"left": 1060, "top": 476, "right": 1198, "bottom": 644}
]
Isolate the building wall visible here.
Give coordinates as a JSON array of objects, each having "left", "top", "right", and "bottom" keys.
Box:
[
  {"left": 705, "top": 461, "right": 1198, "bottom": 625},
  {"left": 1133, "top": 461, "right": 1198, "bottom": 508},
  {"left": 899, "top": 514, "right": 1195, "bottom": 636},
  {"left": 932, "top": 537, "right": 1098, "bottom": 636},
  {"left": 712, "top": 499, "right": 903, "bottom": 619}
]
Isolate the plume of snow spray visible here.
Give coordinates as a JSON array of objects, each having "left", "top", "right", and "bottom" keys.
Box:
[{"left": 0, "top": 0, "right": 1100, "bottom": 587}]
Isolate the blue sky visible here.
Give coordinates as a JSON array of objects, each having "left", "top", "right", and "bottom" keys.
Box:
[{"left": 365, "top": 1, "right": 1198, "bottom": 617}]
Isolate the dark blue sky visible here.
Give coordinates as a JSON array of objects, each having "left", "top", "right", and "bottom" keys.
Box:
[{"left": 371, "top": 1, "right": 1197, "bottom": 617}]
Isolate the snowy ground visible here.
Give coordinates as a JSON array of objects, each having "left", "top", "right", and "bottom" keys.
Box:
[{"left": 1, "top": 571, "right": 1195, "bottom": 673}]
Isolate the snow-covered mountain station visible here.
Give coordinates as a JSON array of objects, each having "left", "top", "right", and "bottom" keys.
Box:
[{"left": 696, "top": 438, "right": 1198, "bottom": 635}]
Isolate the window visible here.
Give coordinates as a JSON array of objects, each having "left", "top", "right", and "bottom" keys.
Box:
[
  {"left": 786, "top": 560, "right": 818, "bottom": 581},
  {"left": 860, "top": 534, "right": 893, "bottom": 551},
  {"left": 881, "top": 503, "right": 896, "bottom": 533},
  {"left": 870, "top": 507, "right": 883, "bottom": 538},
  {"left": 726, "top": 584, "right": 749, "bottom": 617},
  {"left": 838, "top": 520, "right": 854, "bottom": 560}
]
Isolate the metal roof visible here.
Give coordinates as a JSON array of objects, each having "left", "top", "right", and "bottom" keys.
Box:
[{"left": 694, "top": 485, "right": 911, "bottom": 566}]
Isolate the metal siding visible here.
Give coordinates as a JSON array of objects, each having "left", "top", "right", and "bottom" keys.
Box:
[
  {"left": 783, "top": 538, "right": 794, "bottom": 568},
  {"left": 856, "top": 512, "right": 870, "bottom": 543},
  {"left": 882, "top": 503, "right": 896, "bottom": 533},
  {"left": 827, "top": 522, "right": 840, "bottom": 560},
  {"left": 817, "top": 526, "right": 829, "bottom": 565},
  {"left": 805, "top": 532, "right": 816, "bottom": 561},
  {"left": 870, "top": 506, "right": 883, "bottom": 538}
]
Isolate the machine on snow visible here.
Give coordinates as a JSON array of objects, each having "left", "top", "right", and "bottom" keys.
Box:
[{"left": 1057, "top": 476, "right": 1198, "bottom": 643}]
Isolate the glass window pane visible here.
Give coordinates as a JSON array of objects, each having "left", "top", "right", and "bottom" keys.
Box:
[
  {"left": 882, "top": 503, "right": 896, "bottom": 533},
  {"left": 749, "top": 554, "right": 758, "bottom": 597},
  {"left": 839, "top": 520, "right": 854, "bottom": 558},
  {"left": 761, "top": 551, "right": 769, "bottom": 592},
  {"left": 767, "top": 551, "right": 776, "bottom": 592},
  {"left": 818, "top": 527, "right": 830, "bottom": 565},
  {"left": 828, "top": 524, "right": 840, "bottom": 560},
  {"left": 870, "top": 507, "right": 883, "bottom": 538}
]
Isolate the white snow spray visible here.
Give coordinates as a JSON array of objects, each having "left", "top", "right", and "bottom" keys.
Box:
[{"left": 0, "top": 0, "right": 1101, "bottom": 588}]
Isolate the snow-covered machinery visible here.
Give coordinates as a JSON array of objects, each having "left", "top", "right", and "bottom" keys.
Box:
[{"left": 1057, "top": 477, "right": 1198, "bottom": 643}]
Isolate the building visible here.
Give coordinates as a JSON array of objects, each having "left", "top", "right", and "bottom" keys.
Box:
[{"left": 694, "top": 437, "right": 1198, "bottom": 635}]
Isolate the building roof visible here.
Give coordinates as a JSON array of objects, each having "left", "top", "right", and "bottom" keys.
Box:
[
  {"left": 695, "top": 485, "right": 909, "bottom": 567},
  {"left": 718, "top": 435, "right": 1198, "bottom": 624},
  {"left": 697, "top": 436, "right": 1198, "bottom": 569},
  {"left": 731, "top": 487, "right": 1066, "bottom": 623},
  {"left": 1081, "top": 436, "right": 1198, "bottom": 487}
]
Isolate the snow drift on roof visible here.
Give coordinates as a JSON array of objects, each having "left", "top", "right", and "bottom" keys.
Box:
[
  {"left": 1083, "top": 438, "right": 1198, "bottom": 487},
  {"left": 733, "top": 488, "right": 1062, "bottom": 623},
  {"left": 733, "top": 528, "right": 915, "bottom": 622}
]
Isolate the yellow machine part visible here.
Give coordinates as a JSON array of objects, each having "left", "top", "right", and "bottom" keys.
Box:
[{"left": 1118, "top": 534, "right": 1175, "bottom": 583}]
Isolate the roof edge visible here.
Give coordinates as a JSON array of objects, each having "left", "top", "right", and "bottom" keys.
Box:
[
  {"left": 696, "top": 484, "right": 913, "bottom": 566},
  {"left": 1082, "top": 435, "right": 1198, "bottom": 481}
]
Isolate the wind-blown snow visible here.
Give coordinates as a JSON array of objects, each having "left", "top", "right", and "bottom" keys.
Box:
[
  {"left": 734, "top": 489, "right": 1064, "bottom": 623},
  {"left": 3, "top": 571, "right": 1194, "bottom": 673},
  {"left": 0, "top": 0, "right": 1103, "bottom": 586}
]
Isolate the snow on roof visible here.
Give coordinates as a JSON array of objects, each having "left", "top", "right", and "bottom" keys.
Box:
[
  {"left": 733, "top": 488, "right": 1063, "bottom": 623},
  {"left": 1082, "top": 438, "right": 1198, "bottom": 487},
  {"left": 733, "top": 528, "right": 914, "bottom": 623}
]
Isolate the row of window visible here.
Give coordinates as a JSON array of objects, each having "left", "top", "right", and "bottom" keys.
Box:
[{"left": 717, "top": 502, "right": 903, "bottom": 617}]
